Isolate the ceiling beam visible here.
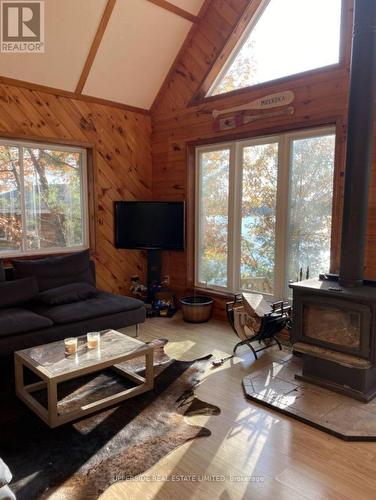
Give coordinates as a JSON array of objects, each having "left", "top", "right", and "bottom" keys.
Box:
[
  {"left": 146, "top": 0, "right": 198, "bottom": 23},
  {"left": 75, "top": 0, "right": 117, "bottom": 95},
  {"left": 150, "top": 0, "right": 211, "bottom": 113},
  {"left": 0, "top": 75, "right": 150, "bottom": 115}
]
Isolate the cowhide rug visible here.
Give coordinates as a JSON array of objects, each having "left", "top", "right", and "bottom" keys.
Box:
[{"left": 0, "top": 339, "right": 219, "bottom": 499}]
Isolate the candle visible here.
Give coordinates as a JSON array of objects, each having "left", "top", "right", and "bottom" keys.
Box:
[
  {"left": 64, "top": 337, "right": 78, "bottom": 355},
  {"left": 87, "top": 331, "right": 100, "bottom": 349}
]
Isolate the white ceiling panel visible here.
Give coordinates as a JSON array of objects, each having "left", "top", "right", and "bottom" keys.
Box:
[
  {"left": 0, "top": 0, "right": 107, "bottom": 91},
  {"left": 168, "top": 0, "right": 206, "bottom": 15},
  {"left": 83, "top": 0, "right": 191, "bottom": 109}
]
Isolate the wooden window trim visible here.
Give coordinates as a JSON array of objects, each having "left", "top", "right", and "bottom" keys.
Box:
[
  {"left": 186, "top": 118, "right": 345, "bottom": 296},
  {"left": 0, "top": 136, "right": 96, "bottom": 259}
]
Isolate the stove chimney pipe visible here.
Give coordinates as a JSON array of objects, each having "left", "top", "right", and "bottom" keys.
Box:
[{"left": 339, "top": 0, "right": 376, "bottom": 287}]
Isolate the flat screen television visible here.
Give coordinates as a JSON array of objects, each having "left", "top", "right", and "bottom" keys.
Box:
[{"left": 114, "top": 201, "right": 185, "bottom": 250}]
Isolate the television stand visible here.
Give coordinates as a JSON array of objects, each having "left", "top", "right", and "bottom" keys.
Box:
[
  {"left": 130, "top": 249, "right": 175, "bottom": 318},
  {"left": 147, "top": 249, "right": 162, "bottom": 301}
]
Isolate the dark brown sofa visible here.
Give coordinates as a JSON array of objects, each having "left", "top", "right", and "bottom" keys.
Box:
[{"left": 0, "top": 251, "right": 145, "bottom": 365}]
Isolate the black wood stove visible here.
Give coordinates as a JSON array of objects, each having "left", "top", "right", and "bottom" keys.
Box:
[
  {"left": 291, "top": 278, "right": 376, "bottom": 401},
  {"left": 290, "top": 0, "right": 376, "bottom": 402}
]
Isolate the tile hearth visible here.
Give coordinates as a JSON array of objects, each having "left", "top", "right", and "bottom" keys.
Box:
[{"left": 243, "top": 354, "right": 376, "bottom": 440}]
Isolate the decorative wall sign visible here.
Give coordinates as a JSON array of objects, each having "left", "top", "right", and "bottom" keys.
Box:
[
  {"left": 212, "top": 90, "right": 295, "bottom": 119},
  {"left": 213, "top": 106, "right": 295, "bottom": 132}
]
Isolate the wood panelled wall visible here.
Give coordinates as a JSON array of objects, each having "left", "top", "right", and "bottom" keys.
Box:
[
  {"left": 0, "top": 83, "right": 152, "bottom": 295},
  {"left": 150, "top": 0, "right": 376, "bottom": 319}
]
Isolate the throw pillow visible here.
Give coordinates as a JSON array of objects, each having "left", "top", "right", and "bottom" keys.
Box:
[
  {"left": 36, "top": 282, "right": 99, "bottom": 306},
  {"left": 0, "top": 277, "right": 38, "bottom": 308}
]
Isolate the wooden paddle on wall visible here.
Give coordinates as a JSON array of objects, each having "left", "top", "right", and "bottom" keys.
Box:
[
  {"left": 213, "top": 106, "right": 295, "bottom": 132},
  {"left": 212, "top": 90, "right": 295, "bottom": 119}
]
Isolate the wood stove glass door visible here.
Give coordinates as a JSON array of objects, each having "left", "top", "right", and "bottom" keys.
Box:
[{"left": 300, "top": 297, "right": 371, "bottom": 358}]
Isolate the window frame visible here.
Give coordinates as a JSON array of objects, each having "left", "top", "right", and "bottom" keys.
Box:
[
  {"left": 194, "top": 125, "right": 336, "bottom": 301},
  {"left": 0, "top": 137, "right": 89, "bottom": 258},
  {"left": 195, "top": 142, "right": 235, "bottom": 292},
  {"left": 202, "top": 0, "right": 347, "bottom": 102},
  {"left": 207, "top": 0, "right": 270, "bottom": 98}
]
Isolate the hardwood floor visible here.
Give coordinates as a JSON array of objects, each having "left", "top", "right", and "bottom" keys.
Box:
[{"left": 102, "top": 314, "right": 376, "bottom": 500}]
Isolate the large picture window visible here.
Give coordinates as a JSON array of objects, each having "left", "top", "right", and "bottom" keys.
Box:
[
  {"left": 0, "top": 139, "right": 89, "bottom": 257},
  {"left": 195, "top": 127, "right": 336, "bottom": 300},
  {"left": 208, "top": 0, "right": 342, "bottom": 97}
]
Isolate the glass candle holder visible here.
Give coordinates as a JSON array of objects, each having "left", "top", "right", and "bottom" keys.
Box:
[
  {"left": 64, "top": 337, "right": 78, "bottom": 355},
  {"left": 87, "top": 331, "right": 100, "bottom": 349}
]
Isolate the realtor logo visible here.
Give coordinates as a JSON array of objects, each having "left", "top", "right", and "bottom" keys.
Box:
[{"left": 1, "top": 0, "right": 44, "bottom": 53}]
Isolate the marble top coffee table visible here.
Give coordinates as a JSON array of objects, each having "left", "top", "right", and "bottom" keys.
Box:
[{"left": 14, "top": 330, "right": 154, "bottom": 428}]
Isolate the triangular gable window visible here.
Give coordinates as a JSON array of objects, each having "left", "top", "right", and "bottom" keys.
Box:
[{"left": 207, "top": 0, "right": 342, "bottom": 97}]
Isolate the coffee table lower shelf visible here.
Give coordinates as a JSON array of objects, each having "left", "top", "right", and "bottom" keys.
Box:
[{"left": 15, "top": 348, "right": 154, "bottom": 428}]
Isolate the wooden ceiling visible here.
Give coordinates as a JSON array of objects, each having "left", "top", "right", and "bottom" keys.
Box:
[{"left": 0, "top": 0, "right": 207, "bottom": 111}]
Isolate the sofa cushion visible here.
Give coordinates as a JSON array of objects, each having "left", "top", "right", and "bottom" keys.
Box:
[
  {"left": 0, "top": 458, "right": 11, "bottom": 488},
  {"left": 0, "top": 277, "right": 39, "bottom": 308},
  {"left": 0, "top": 262, "right": 5, "bottom": 282},
  {"left": 36, "top": 283, "right": 99, "bottom": 306},
  {"left": 35, "top": 292, "right": 145, "bottom": 325},
  {"left": 0, "top": 308, "right": 53, "bottom": 338},
  {"left": 12, "top": 250, "right": 94, "bottom": 291}
]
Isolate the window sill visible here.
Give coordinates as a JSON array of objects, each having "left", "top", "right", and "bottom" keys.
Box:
[
  {"left": 189, "top": 286, "right": 235, "bottom": 301},
  {"left": 0, "top": 246, "right": 90, "bottom": 261},
  {"left": 191, "top": 286, "right": 281, "bottom": 307},
  {"left": 190, "top": 62, "right": 344, "bottom": 107}
]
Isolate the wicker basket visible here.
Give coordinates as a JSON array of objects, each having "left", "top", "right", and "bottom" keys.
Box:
[{"left": 180, "top": 296, "right": 214, "bottom": 323}]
